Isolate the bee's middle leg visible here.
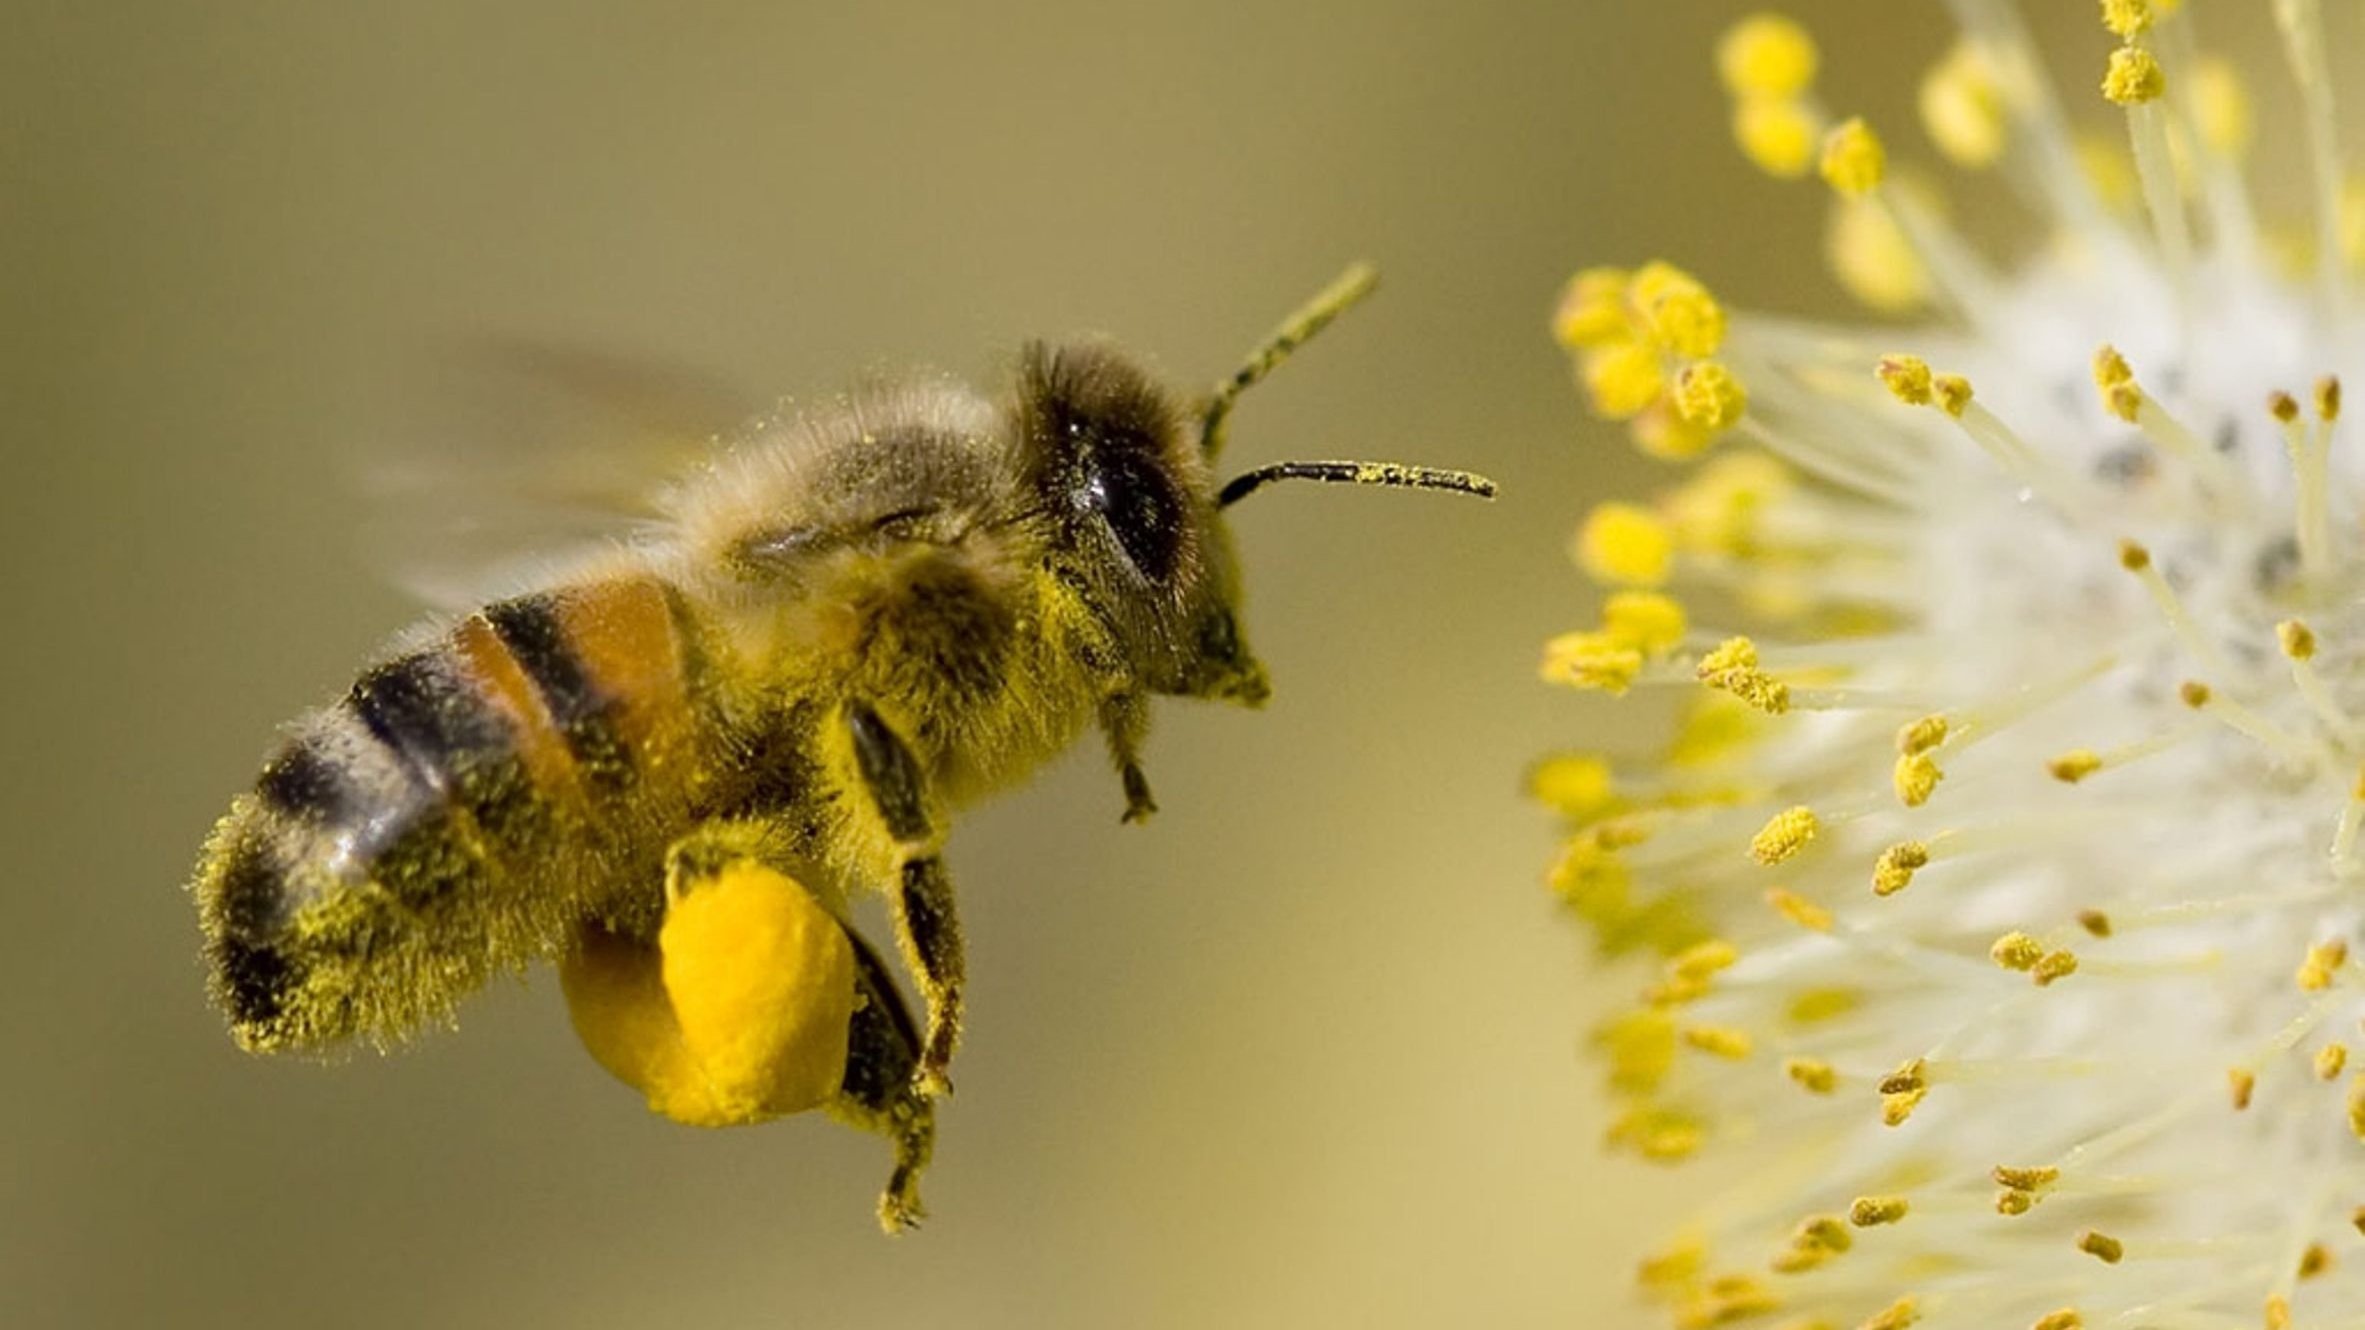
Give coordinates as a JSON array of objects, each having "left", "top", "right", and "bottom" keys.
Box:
[{"left": 843, "top": 700, "right": 964, "bottom": 1098}]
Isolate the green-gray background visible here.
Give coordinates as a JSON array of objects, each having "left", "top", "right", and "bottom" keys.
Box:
[{"left": 6, "top": 3, "right": 2118, "bottom": 1326}]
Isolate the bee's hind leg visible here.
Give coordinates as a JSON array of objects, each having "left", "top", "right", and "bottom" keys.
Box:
[
  {"left": 842, "top": 700, "right": 965, "bottom": 1099},
  {"left": 830, "top": 926, "right": 938, "bottom": 1234}
]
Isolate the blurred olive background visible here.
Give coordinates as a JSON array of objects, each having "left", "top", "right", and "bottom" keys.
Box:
[{"left": 3, "top": 3, "right": 2102, "bottom": 1327}]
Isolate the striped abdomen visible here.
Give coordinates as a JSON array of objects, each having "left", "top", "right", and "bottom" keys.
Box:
[{"left": 195, "top": 575, "right": 714, "bottom": 1052}]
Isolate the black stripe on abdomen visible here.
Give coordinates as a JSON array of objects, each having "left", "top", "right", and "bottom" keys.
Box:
[
  {"left": 350, "top": 650, "right": 513, "bottom": 792},
  {"left": 483, "top": 592, "right": 633, "bottom": 788}
]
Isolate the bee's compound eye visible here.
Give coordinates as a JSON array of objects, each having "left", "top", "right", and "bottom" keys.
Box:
[{"left": 1082, "top": 446, "right": 1185, "bottom": 581}]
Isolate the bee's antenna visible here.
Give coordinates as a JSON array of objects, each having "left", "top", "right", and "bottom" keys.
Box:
[
  {"left": 1217, "top": 460, "right": 1498, "bottom": 508},
  {"left": 1201, "top": 262, "right": 1381, "bottom": 460}
]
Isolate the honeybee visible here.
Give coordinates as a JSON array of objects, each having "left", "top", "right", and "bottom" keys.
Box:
[{"left": 190, "top": 263, "right": 1494, "bottom": 1231}]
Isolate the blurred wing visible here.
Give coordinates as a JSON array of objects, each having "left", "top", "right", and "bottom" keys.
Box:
[{"left": 359, "top": 339, "right": 757, "bottom": 610}]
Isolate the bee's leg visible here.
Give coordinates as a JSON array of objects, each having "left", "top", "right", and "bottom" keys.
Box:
[
  {"left": 829, "top": 927, "right": 938, "bottom": 1234},
  {"left": 843, "top": 701, "right": 964, "bottom": 1098},
  {"left": 1099, "top": 692, "right": 1157, "bottom": 824}
]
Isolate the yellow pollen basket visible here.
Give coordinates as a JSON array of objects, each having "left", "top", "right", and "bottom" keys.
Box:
[{"left": 559, "top": 862, "right": 857, "bottom": 1127}]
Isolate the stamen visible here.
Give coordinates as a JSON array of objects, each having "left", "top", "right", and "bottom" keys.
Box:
[
  {"left": 2272, "top": 0, "right": 2346, "bottom": 324},
  {"left": 2116, "top": 540, "right": 2236, "bottom": 679},
  {"left": 2091, "top": 345, "right": 2249, "bottom": 503},
  {"left": 2277, "top": 619, "right": 2359, "bottom": 747},
  {"left": 2102, "top": 45, "right": 2192, "bottom": 299}
]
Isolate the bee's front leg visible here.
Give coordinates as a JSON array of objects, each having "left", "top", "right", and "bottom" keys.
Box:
[
  {"left": 841, "top": 700, "right": 965, "bottom": 1099},
  {"left": 1099, "top": 691, "right": 1157, "bottom": 824}
]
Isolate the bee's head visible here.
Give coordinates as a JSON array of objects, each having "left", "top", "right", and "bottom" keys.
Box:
[
  {"left": 1014, "top": 342, "right": 1267, "bottom": 704},
  {"left": 1014, "top": 264, "right": 1493, "bottom": 708}
]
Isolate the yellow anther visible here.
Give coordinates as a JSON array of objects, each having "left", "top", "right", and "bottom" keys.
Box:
[
  {"left": 2033, "top": 1312, "right": 2084, "bottom": 1330},
  {"left": 1601, "top": 590, "right": 1688, "bottom": 655},
  {"left": 1862, "top": 1295, "right": 1920, "bottom": 1330},
  {"left": 1665, "top": 450, "right": 1788, "bottom": 551},
  {"left": 1546, "top": 836, "right": 1632, "bottom": 920},
  {"left": 1551, "top": 268, "right": 1633, "bottom": 350},
  {"left": 2077, "top": 1230, "right": 2126, "bottom": 1264},
  {"left": 2321, "top": 1043, "right": 2353, "bottom": 1079},
  {"left": 1697, "top": 636, "right": 1792, "bottom": 715},
  {"left": 1576, "top": 503, "right": 1674, "bottom": 587},
  {"left": 2100, "top": 0, "right": 2153, "bottom": 38},
  {"left": 1670, "top": 938, "right": 1740, "bottom": 982},
  {"left": 2266, "top": 1294, "right": 2291, "bottom": 1330},
  {"left": 2076, "top": 909, "right": 2113, "bottom": 937},
  {"left": 1994, "top": 1164, "right": 2060, "bottom": 1192},
  {"left": 1717, "top": 14, "right": 1818, "bottom": 98},
  {"left": 2271, "top": 390, "right": 2302, "bottom": 423},
  {"left": 2102, "top": 47, "right": 2165, "bottom": 107},
  {"left": 1597, "top": 1009, "right": 1677, "bottom": 1094},
  {"left": 1581, "top": 339, "right": 1667, "bottom": 420},
  {"left": 1879, "top": 1059, "right": 1927, "bottom": 1094},
  {"left": 1669, "top": 691, "right": 1762, "bottom": 769},
  {"left": 1607, "top": 1104, "right": 1704, "bottom": 1161},
  {"left": 1734, "top": 94, "right": 1821, "bottom": 178},
  {"left": 2032, "top": 950, "right": 2079, "bottom": 986},
  {"left": 1638, "top": 270, "right": 1727, "bottom": 358},
  {"left": 1527, "top": 753, "right": 1616, "bottom": 818},
  {"left": 1932, "top": 374, "right": 1973, "bottom": 418},
  {"left": 2093, "top": 344, "right": 2135, "bottom": 389},
  {"left": 1750, "top": 806, "right": 1820, "bottom": 865},
  {"left": 1877, "top": 355, "right": 1935, "bottom": 406},
  {"left": 1991, "top": 931, "right": 2045, "bottom": 971},
  {"left": 1644, "top": 973, "right": 1709, "bottom": 1008},
  {"left": 1541, "top": 631, "right": 1643, "bottom": 694},
  {"left": 1882, "top": 1086, "right": 1928, "bottom": 1126},
  {"left": 1767, "top": 887, "right": 1833, "bottom": 931},
  {"left": 1793, "top": 1214, "right": 1853, "bottom": 1254},
  {"left": 2301, "top": 1243, "right": 2332, "bottom": 1278},
  {"left": 1630, "top": 404, "right": 1716, "bottom": 462},
  {"left": 1892, "top": 752, "right": 1942, "bottom": 808},
  {"left": 2230, "top": 1067, "right": 2257, "bottom": 1110},
  {"left": 1680, "top": 1276, "right": 1780, "bottom": 1325},
  {"left": 1829, "top": 193, "right": 1931, "bottom": 311},
  {"left": 1920, "top": 40, "right": 2006, "bottom": 169},
  {"left": 2318, "top": 375, "right": 2343, "bottom": 422},
  {"left": 2178, "top": 680, "right": 2212, "bottom": 709},
  {"left": 1873, "top": 842, "right": 1929, "bottom": 894},
  {"left": 2300, "top": 938, "right": 2350, "bottom": 992},
  {"left": 2117, "top": 538, "right": 2152, "bottom": 571},
  {"left": 1769, "top": 1245, "right": 1832, "bottom": 1275},
  {"left": 1674, "top": 361, "right": 1749, "bottom": 431},
  {"left": 2350, "top": 1074, "right": 2365, "bottom": 1140},
  {"left": 2279, "top": 619, "right": 2318, "bottom": 660},
  {"left": 1818, "top": 117, "right": 1887, "bottom": 197},
  {"left": 1788, "top": 987, "right": 1858, "bottom": 1024},
  {"left": 1683, "top": 1025, "right": 1755, "bottom": 1059},
  {"left": 1895, "top": 715, "right": 1949, "bottom": 755},
  {"left": 1849, "top": 1195, "right": 1909, "bottom": 1227},
  {"left": 1785, "top": 1056, "right": 1839, "bottom": 1094},
  {"left": 2191, "top": 58, "right": 2253, "bottom": 157},
  {"left": 1997, "top": 1189, "right": 2034, "bottom": 1216},
  {"left": 1637, "top": 1237, "right": 1705, "bottom": 1289},
  {"left": 2049, "top": 749, "right": 2104, "bottom": 783}
]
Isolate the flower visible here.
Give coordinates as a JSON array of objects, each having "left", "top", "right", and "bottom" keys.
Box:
[{"left": 1542, "top": 6, "right": 2365, "bottom": 1327}]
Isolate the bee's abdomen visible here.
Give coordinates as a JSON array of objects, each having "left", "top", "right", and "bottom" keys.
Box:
[{"left": 196, "top": 576, "right": 705, "bottom": 1052}]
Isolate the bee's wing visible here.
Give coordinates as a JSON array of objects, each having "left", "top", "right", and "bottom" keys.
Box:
[{"left": 359, "top": 340, "right": 756, "bottom": 611}]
